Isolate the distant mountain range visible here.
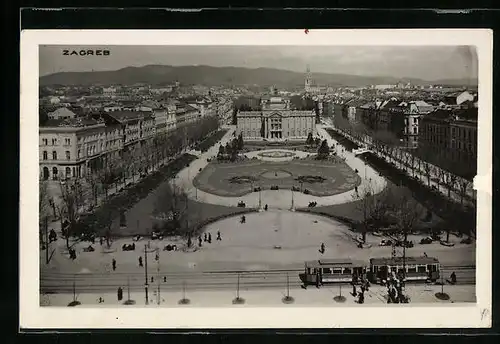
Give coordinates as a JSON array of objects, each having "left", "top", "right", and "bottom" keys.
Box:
[{"left": 39, "top": 65, "right": 478, "bottom": 88}]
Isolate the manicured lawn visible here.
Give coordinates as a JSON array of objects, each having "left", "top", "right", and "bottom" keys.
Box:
[{"left": 193, "top": 158, "right": 360, "bottom": 197}]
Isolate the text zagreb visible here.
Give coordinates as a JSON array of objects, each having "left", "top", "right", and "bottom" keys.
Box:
[{"left": 63, "top": 49, "right": 110, "bottom": 56}]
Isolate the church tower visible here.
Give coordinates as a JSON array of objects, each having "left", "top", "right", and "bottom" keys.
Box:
[{"left": 305, "top": 65, "right": 312, "bottom": 92}]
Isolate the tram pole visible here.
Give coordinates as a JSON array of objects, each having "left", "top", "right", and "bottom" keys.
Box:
[
  {"left": 286, "top": 273, "right": 290, "bottom": 299},
  {"left": 44, "top": 216, "right": 49, "bottom": 265},
  {"left": 144, "top": 244, "right": 149, "bottom": 305},
  {"left": 127, "top": 275, "right": 131, "bottom": 302},
  {"left": 72, "top": 274, "right": 76, "bottom": 303},
  {"left": 236, "top": 273, "right": 240, "bottom": 299}
]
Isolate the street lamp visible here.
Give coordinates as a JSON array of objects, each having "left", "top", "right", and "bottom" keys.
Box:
[{"left": 144, "top": 243, "right": 149, "bottom": 305}]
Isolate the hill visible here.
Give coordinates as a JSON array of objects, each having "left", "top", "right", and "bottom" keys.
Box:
[{"left": 39, "top": 65, "right": 477, "bottom": 88}]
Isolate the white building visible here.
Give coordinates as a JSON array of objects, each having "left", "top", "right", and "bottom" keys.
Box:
[
  {"left": 48, "top": 107, "right": 77, "bottom": 120},
  {"left": 40, "top": 117, "right": 107, "bottom": 180}
]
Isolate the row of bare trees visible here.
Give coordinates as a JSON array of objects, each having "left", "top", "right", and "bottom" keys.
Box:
[
  {"left": 42, "top": 116, "right": 220, "bottom": 249},
  {"left": 354, "top": 181, "right": 428, "bottom": 244},
  {"left": 333, "top": 114, "right": 474, "bottom": 206}
]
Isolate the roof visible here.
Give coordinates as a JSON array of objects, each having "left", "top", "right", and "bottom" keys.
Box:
[
  {"left": 305, "top": 259, "right": 366, "bottom": 268},
  {"left": 423, "top": 109, "right": 453, "bottom": 121},
  {"left": 370, "top": 256, "right": 439, "bottom": 266},
  {"left": 414, "top": 100, "right": 433, "bottom": 108},
  {"left": 185, "top": 104, "right": 200, "bottom": 112},
  {"left": 107, "top": 111, "right": 153, "bottom": 122},
  {"left": 49, "top": 107, "right": 77, "bottom": 117},
  {"left": 453, "top": 107, "right": 478, "bottom": 121},
  {"left": 42, "top": 117, "right": 104, "bottom": 128},
  {"left": 379, "top": 98, "right": 401, "bottom": 110},
  {"left": 346, "top": 99, "right": 367, "bottom": 108},
  {"left": 359, "top": 102, "right": 377, "bottom": 109}
]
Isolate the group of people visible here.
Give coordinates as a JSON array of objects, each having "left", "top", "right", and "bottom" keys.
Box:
[
  {"left": 385, "top": 271, "right": 409, "bottom": 303},
  {"left": 197, "top": 230, "right": 222, "bottom": 247},
  {"left": 351, "top": 274, "right": 370, "bottom": 304}
]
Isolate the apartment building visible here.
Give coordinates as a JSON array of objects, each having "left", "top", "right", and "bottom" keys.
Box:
[{"left": 40, "top": 117, "right": 107, "bottom": 180}]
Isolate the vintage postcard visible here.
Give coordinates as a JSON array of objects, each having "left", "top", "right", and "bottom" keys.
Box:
[{"left": 19, "top": 29, "right": 492, "bottom": 329}]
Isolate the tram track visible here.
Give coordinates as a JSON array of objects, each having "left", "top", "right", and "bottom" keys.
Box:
[{"left": 40, "top": 265, "right": 476, "bottom": 294}]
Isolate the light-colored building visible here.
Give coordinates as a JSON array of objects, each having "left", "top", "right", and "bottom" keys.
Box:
[
  {"left": 39, "top": 117, "right": 107, "bottom": 180},
  {"left": 48, "top": 107, "right": 77, "bottom": 120},
  {"left": 105, "top": 111, "right": 155, "bottom": 149},
  {"left": 153, "top": 103, "right": 177, "bottom": 136},
  {"left": 236, "top": 94, "right": 316, "bottom": 141}
]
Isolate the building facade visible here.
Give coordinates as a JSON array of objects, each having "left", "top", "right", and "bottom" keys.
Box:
[
  {"left": 236, "top": 95, "right": 316, "bottom": 141},
  {"left": 40, "top": 118, "right": 107, "bottom": 180}
]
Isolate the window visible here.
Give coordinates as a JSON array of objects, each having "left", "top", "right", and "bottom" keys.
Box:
[
  {"left": 42, "top": 138, "right": 48, "bottom": 146},
  {"left": 78, "top": 150, "right": 81, "bottom": 158},
  {"left": 52, "top": 151, "right": 57, "bottom": 160},
  {"left": 413, "top": 117, "right": 418, "bottom": 124},
  {"left": 52, "top": 138, "right": 57, "bottom": 145},
  {"left": 42, "top": 151, "right": 48, "bottom": 160},
  {"left": 66, "top": 151, "right": 70, "bottom": 160},
  {"left": 64, "top": 138, "right": 71, "bottom": 145}
]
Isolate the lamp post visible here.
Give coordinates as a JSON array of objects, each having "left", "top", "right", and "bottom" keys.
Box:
[
  {"left": 144, "top": 244, "right": 149, "bottom": 305},
  {"left": 258, "top": 187, "right": 262, "bottom": 209},
  {"left": 156, "top": 248, "right": 160, "bottom": 305},
  {"left": 291, "top": 188, "right": 295, "bottom": 211}
]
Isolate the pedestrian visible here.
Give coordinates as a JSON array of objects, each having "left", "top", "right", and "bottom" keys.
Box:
[
  {"left": 423, "top": 252, "right": 428, "bottom": 257},
  {"left": 198, "top": 236, "right": 203, "bottom": 247},
  {"left": 112, "top": 258, "right": 116, "bottom": 271},
  {"left": 204, "top": 233, "right": 207, "bottom": 242},
  {"left": 217, "top": 230, "right": 221, "bottom": 241},
  {"left": 117, "top": 287, "right": 123, "bottom": 301},
  {"left": 320, "top": 242, "right": 325, "bottom": 254},
  {"left": 208, "top": 233, "right": 212, "bottom": 243},
  {"left": 451, "top": 272, "right": 457, "bottom": 284},
  {"left": 264, "top": 204, "right": 268, "bottom": 211},
  {"left": 139, "top": 256, "right": 143, "bottom": 267},
  {"left": 352, "top": 284, "right": 357, "bottom": 297},
  {"left": 100, "top": 237, "right": 103, "bottom": 246}
]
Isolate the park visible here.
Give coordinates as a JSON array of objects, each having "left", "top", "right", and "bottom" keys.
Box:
[{"left": 39, "top": 124, "right": 476, "bottom": 304}]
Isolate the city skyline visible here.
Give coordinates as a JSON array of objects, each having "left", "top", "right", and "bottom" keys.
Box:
[{"left": 39, "top": 45, "right": 478, "bottom": 82}]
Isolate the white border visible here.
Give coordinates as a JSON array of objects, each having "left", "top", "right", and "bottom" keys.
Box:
[{"left": 20, "top": 29, "right": 492, "bottom": 329}]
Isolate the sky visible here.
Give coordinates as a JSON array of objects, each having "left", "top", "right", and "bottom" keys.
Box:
[{"left": 39, "top": 45, "right": 478, "bottom": 81}]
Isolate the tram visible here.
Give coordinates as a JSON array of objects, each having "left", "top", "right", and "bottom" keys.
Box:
[
  {"left": 368, "top": 256, "right": 441, "bottom": 284},
  {"left": 303, "top": 259, "right": 367, "bottom": 285}
]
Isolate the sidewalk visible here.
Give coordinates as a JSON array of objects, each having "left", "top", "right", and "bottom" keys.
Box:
[{"left": 40, "top": 284, "right": 475, "bottom": 307}]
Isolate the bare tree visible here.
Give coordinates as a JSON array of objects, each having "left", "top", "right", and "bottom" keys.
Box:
[
  {"left": 85, "top": 173, "right": 100, "bottom": 208},
  {"left": 422, "top": 162, "right": 432, "bottom": 187},
  {"left": 58, "top": 180, "right": 84, "bottom": 249},
  {"left": 458, "top": 179, "right": 472, "bottom": 205},
  {"left": 39, "top": 180, "right": 50, "bottom": 249},
  {"left": 443, "top": 172, "right": 458, "bottom": 199},
  {"left": 386, "top": 188, "right": 425, "bottom": 277},
  {"left": 353, "top": 180, "right": 391, "bottom": 243},
  {"left": 152, "top": 182, "right": 190, "bottom": 239},
  {"left": 437, "top": 167, "right": 447, "bottom": 194}
]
